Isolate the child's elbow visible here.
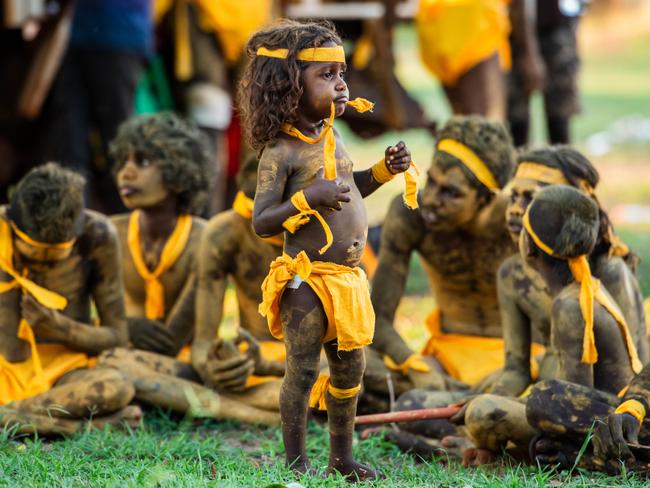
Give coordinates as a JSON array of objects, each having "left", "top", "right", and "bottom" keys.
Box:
[{"left": 252, "top": 216, "right": 270, "bottom": 238}]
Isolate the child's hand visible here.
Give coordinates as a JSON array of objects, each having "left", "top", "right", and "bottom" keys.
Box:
[
  {"left": 304, "top": 168, "right": 351, "bottom": 210},
  {"left": 384, "top": 141, "right": 411, "bottom": 175}
]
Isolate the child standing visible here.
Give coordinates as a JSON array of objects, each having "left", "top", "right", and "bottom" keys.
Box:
[{"left": 239, "top": 20, "right": 416, "bottom": 480}]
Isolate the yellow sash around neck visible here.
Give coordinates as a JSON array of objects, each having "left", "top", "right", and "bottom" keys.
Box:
[{"left": 127, "top": 211, "right": 193, "bottom": 320}]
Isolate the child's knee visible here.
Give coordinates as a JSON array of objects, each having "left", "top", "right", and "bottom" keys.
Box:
[{"left": 286, "top": 363, "right": 320, "bottom": 394}]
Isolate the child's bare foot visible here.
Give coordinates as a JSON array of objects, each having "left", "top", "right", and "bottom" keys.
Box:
[
  {"left": 90, "top": 405, "right": 143, "bottom": 430},
  {"left": 328, "top": 460, "right": 384, "bottom": 482},
  {"left": 462, "top": 447, "right": 495, "bottom": 467},
  {"left": 286, "top": 457, "right": 316, "bottom": 476}
]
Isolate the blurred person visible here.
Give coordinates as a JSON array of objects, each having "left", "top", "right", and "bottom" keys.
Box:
[
  {"left": 41, "top": 0, "right": 153, "bottom": 213},
  {"left": 508, "top": 0, "right": 585, "bottom": 146}
]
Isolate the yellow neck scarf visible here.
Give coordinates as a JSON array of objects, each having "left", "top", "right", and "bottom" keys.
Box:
[
  {"left": 0, "top": 219, "right": 69, "bottom": 390},
  {"left": 523, "top": 210, "right": 642, "bottom": 374},
  {"left": 232, "top": 191, "right": 284, "bottom": 247},
  {"left": 127, "top": 211, "right": 193, "bottom": 320},
  {"left": 438, "top": 138, "right": 499, "bottom": 191}
]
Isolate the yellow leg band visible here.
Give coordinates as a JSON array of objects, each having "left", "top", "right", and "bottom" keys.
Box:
[
  {"left": 328, "top": 383, "right": 361, "bottom": 400},
  {"left": 615, "top": 399, "right": 646, "bottom": 424}
]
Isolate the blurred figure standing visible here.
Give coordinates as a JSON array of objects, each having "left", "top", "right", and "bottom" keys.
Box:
[
  {"left": 508, "top": 0, "right": 585, "bottom": 146},
  {"left": 42, "top": 0, "right": 152, "bottom": 213}
]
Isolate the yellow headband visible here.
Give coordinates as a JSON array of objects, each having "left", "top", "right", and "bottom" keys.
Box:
[
  {"left": 437, "top": 139, "right": 499, "bottom": 191},
  {"left": 256, "top": 45, "right": 346, "bottom": 63},
  {"left": 515, "top": 162, "right": 569, "bottom": 185},
  {"left": 10, "top": 221, "right": 75, "bottom": 250},
  {"left": 523, "top": 208, "right": 642, "bottom": 373}
]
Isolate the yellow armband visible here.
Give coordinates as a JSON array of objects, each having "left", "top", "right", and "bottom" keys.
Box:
[
  {"left": 282, "top": 190, "right": 333, "bottom": 254},
  {"left": 384, "top": 353, "right": 431, "bottom": 375},
  {"left": 615, "top": 399, "right": 646, "bottom": 424}
]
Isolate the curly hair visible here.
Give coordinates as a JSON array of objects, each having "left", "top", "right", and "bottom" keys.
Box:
[
  {"left": 110, "top": 113, "right": 210, "bottom": 215},
  {"left": 8, "top": 162, "right": 85, "bottom": 243},
  {"left": 434, "top": 115, "right": 514, "bottom": 200},
  {"left": 516, "top": 146, "right": 636, "bottom": 267},
  {"left": 238, "top": 19, "right": 342, "bottom": 150}
]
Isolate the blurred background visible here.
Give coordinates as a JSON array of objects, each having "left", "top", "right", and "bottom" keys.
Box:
[{"left": 1, "top": 0, "right": 649, "bottom": 318}]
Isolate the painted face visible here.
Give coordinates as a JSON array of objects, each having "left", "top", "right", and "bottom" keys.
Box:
[
  {"left": 298, "top": 43, "right": 349, "bottom": 122},
  {"left": 116, "top": 151, "right": 170, "bottom": 209},
  {"left": 419, "top": 163, "right": 482, "bottom": 230},
  {"left": 506, "top": 177, "right": 545, "bottom": 243}
]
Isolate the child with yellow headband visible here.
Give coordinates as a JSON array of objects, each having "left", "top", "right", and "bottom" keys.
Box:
[
  {"left": 464, "top": 185, "right": 644, "bottom": 468},
  {"left": 239, "top": 19, "right": 415, "bottom": 480},
  {"left": 0, "top": 163, "right": 140, "bottom": 434},
  {"left": 100, "top": 114, "right": 280, "bottom": 426}
]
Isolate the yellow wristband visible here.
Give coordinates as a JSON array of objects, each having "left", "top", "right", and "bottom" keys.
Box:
[
  {"left": 615, "top": 399, "right": 646, "bottom": 424},
  {"left": 371, "top": 158, "right": 395, "bottom": 184}
]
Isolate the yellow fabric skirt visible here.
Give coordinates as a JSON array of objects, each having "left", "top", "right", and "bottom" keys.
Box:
[
  {"left": 0, "top": 344, "right": 90, "bottom": 406},
  {"left": 416, "top": 0, "right": 512, "bottom": 86},
  {"left": 421, "top": 309, "right": 544, "bottom": 385},
  {"left": 259, "top": 252, "right": 375, "bottom": 352}
]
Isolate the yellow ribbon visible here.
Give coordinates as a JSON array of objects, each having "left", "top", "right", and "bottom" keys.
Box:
[
  {"left": 282, "top": 191, "right": 333, "bottom": 255},
  {"left": 10, "top": 221, "right": 75, "bottom": 250},
  {"left": 371, "top": 159, "right": 420, "bottom": 210},
  {"left": 437, "top": 138, "right": 499, "bottom": 191},
  {"left": 127, "top": 211, "right": 193, "bottom": 320},
  {"left": 523, "top": 210, "right": 642, "bottom": 374},
  {"left": 384, "top": 353, "right": 431, "bottom": 375},
  {"left": 232, "top": 191, "right": 284, "bottom": 247},
  {"left": 256, "top": 45, "right": 346, "bottom": 63},
  {"left": 0, "top": 219, "right": 70, "bottom": 394},
  {"left": 514, "top": 162, "right": 569, "bottom": 186},
  {"left": 308, "top": 373, "right": 361, "bottom": 411},
  {"left": 615, "top": 399, "right": 646, "bottom": 424}
]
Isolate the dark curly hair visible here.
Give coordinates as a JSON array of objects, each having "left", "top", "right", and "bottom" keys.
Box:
[
  {"left": 110, "top": 113, "right": 210, "bottom": 215},
  {"left": 516, "top": 146, "right": 637, "bottom": 269},
  {"left": 434, "top": 115, "right": 514, "bottom": 202},
  {"left": 238, "top": 19, "right": 342, "bottom": 150},
  {"left": 8, "top": 162, "right": 85, "bottom": 243}
]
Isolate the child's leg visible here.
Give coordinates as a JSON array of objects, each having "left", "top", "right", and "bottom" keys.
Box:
[
  {"left": 324, "top": 342, "right": 381, "bottom": 480},
  {"left": 279, "top": 285, "right": 326, "bottom": 472}
]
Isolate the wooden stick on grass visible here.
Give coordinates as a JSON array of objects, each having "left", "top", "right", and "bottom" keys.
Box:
[{"left": 355, "top": 404, "right": 463, "bottom": 425}]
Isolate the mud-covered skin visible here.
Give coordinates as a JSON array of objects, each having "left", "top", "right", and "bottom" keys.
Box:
[
  {"left": 111, "top": 213, "right": 206, "bottom": 354},
  {"left": 0, "top": 207, "right": 132, "bottom": 434},
  {"left": 278, "top": 282, "right": 379, "bottom": 480},
  {"left": 371, "top": 190, "right": 515, "bottom": 373},
  {"left": 97, "top": 347, "right": 280, "bottom": 426}
]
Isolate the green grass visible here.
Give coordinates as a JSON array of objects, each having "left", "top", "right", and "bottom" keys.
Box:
[{"left": 1, "top": 411, "right": 648, "bottom": 487}]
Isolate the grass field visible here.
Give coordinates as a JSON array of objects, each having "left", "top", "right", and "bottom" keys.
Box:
[{"left": 4, "top": 8, "right": 650, "bottom": 488}]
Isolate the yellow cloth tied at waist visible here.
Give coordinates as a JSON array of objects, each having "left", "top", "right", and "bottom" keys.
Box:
[
  {"left": 232, "top": 191, "right": 284, "bottom": 247},
  {"left": 416, "top": 0, "right": 511, "bottom": 86},
  {"left": 259, "top": 251, "right": 374, "bottom": 352},
  {"left": 421, "top": 308, "right": 545, "bottom": 385},
  {"left": 128, "top": 211, "right": 193, "bottom": 320},
  {"left": 523, "top": 210, "right": 643, "bottom": 374},
  {"left": 0, "top": 219, "right": 89, "bottom": 405}
]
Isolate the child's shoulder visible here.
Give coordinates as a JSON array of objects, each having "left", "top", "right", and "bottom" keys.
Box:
[{"left": 260, "top": 136, "right": 296, "bottom": 164}]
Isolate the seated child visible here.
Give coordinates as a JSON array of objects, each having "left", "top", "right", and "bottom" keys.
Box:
[
  {"left": 99, "top": 113, "right": 279, "bottom": 426},
  {"left": 492, "top": 146, "right": 646, "bottom": 397},
  {"left": 0, "top": 163, "right": 139, "bottom": 435},
  {"left": 193, "top": 156, "right": 285, "bottom": 393},
  {"left": 463, "top": 185, "right": 644, "bottom": 463},
  {"left": 241, "top": 19, "right": 416, "bottom": 479},
  {"left": 372, "top": 115, "right": 517, "bottom": 393}
]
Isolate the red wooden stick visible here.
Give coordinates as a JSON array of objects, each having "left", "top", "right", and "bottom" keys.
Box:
[{"left": 355, "top": 405, "right": 462, "bottom": 425}]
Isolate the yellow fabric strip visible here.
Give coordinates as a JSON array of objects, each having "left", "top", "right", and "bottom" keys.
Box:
[
  {"left": 437, "top": 138, "right": 499, "bottom": 190},
  {"left": 256, "top": 45, "right": 346, "bottom": 63},
  {"left": 384, "top": 353, "right": 431, "bottom": 374},
  {"left": 371, "top": 159, "right": 396, "bottom": 184},
  {"left": 523, "top": 209, "right": 643, "bottom": 374},
  {"left": 127, "top": 211, "right": 193, "bottom": 320},
  {"left": 328, "top": 383, "right": 361, "bottom": 399},
  {"left": 282, "top": 191, "right": 333, "bottom": 255},
  {"left": 309, "top": 373, "right": 330, "bottom": 411},
  {"left": 10, "top": 221, "right": 75, "bottom": 250},
  {"left": 371, "top": 159, "right": 420, "bottom": 210},
  {"left": 615, "top": 399, "right": 646, "bottom": 424},
  {"left": 232, "top": 191, "right": 254, "bottom": 220},
  {"left": 514, "top": 162, "right": 569, "bottom": 186},
  {"left": 259, "top": 251, "right": 375, "bottom": 352}
]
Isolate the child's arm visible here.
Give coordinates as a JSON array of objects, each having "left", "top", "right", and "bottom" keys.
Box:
[
  {"left": 253, "top": 148, "right": 351, "bottom": 237},
  {"left": 551, "top": 298, "right": 594, "bottom": 388},
  {"left": 354, "top": 141, "right": 412, "bottom": 198}
]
